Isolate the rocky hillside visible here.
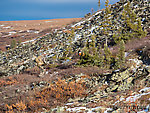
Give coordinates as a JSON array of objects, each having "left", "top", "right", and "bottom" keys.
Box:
[
  {"left": 0, "top": 0, "right": 150, "bottom": 112},
  {"left": 0, "top": 0, "right": 149, "bottom": 76}
]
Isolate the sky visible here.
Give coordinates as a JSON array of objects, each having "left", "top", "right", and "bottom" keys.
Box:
[{"left": 0, "top": 0, "right": 119, "bottom": 21}]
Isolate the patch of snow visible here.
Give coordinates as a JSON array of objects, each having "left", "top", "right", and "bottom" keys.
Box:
[
  {"left": 65, "top": 106, "right": 104, "bottom": 113},
  {"left": 125, "top": 52, "right": 129, "bottom": 57},
  {"left": 0, "top": 25, "right": 5, "bottom": 27},
  {"left": 134, "top": 4, "right": 138, "bottom": 8},
  {"left": 45, "top": 21, "right": 53, "bottom": 23},
  {"left": 45, "top": 71, "right": 48, "bottom": 74},
  {"left": 128, "top": 58, "right": 143, "bottom": 71},
  {"left": 137, "top": 105, "right": 150, "bottom": 113},
  {"left": 19, "top": 30, "right": 24, "bottom": 33},
  {"left": 9, "top": 31, "right": 17, "bottom": 34},
  {"left": 66, "top": 107, "right": 87, "bottom": 112},
  {"left": 72, "top": 21, "right": 85, "bottom": 27},
  {"left": 74, "top": 34, "right": 81, "bottom": 42},
  {"left": 21, "top": 39, "right": 37, "bottom": 44},
  {"left": 89, "top": 26, "right": 99, "bottom": 32},
  {"left": 88, "top": 17, "right": 93, "bottom": 21},
  {"left": 65, "top": 103, "right": 74, "bottom": 106},
  {"left": 95, "top": 11, "right": 102, "bottom": 16},
  {"left": 142, "top": 18, "right": 145, "bottom": 22},
  {"left": 104, "top": 108, "right": 113, "bottom": 113},
  {"left": 139, "top": 87, "right": 150, "bottom": 93},
  {"left": 91, "top": 106, "right": 102, "bottom": 111},
  {"left": 27, "top": 30, "right": 39, "bottom": 33},
  {"left": 114, "top": 69, "right": 120, "bottom": 72},
  {"left": 3, "top": 26, "right": 11, "bottom": 29},
  {"left": 126, "top": 91, "right": 150, "bottom": 102}
]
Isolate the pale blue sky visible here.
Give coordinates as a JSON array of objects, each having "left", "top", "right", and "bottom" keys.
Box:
[{"left": 0, "top": 0, "right": 119, "bottom": 21}]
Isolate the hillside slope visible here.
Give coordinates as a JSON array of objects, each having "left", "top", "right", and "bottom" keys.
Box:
[
  {"left": 0, "top": 0, "right": 150, "bottom": 112},
  {"left": 0, "top": 18, "right": 81, "bottom": 51}
]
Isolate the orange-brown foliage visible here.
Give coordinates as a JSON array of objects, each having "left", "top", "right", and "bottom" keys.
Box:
[
  {"left": 5, "top": 101, "right": 26, "bottom": 113},
  {"left": 4, "top": 77, "right": 87, "bottom": 112},
  {"left": 0, "top": 77, "right": 18, "bottom": 87},
  {"left": 37, "top": 78, "right": 87, "bottom": 101}
]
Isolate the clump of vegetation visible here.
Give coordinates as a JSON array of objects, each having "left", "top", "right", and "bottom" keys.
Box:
[
  {"left": 38, "top": 78, "right": 86, "bottom": 101},
  {"left": 104, "top": 44, "right": 112, "bottom": 68},
  {"left": 78, "top": 35, "right": 104, "bottom": 67},
  {"left": 4, "top": 77, "right": 87, "bottom": 112},
  {"left": 100, "top": 0, "right": 112, "bottom": 45},
  {"left": 77, "top": 0, "right": 147, "bottom": 69},
  {"left": 115, "top": 40, "right": 126, "bottom": 69},
  {"left": 0, "top": 77, "right": 18, "bottom": 87},
  {"left": 17, "top": 40, "right": 22, "bottom": 45},
  {"left": 10, "top": 39, "right": 17, "bottom": 49},
  {"left": 5, "top": 101, "right": 27, "bottom": 113},
  {"left": 113, "top": 1, "right": 147, "bottom": 43}
]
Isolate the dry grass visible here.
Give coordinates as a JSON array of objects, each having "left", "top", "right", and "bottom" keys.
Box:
[
  {"left": 3, "top": 77, "right": 87, "bottom": 112},
  {"left": 36, "top": 78, "right": 87, "bottom": 101},
  {"left": 0, "top": 77, "right": 18, "bottom": 87},
  {"left": 5, "top": 101, "right": 27, "bottom": 113}
]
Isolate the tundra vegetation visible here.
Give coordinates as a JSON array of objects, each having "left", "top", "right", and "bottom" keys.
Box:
[{"left": 1, "top": 0, "right": 149, "bottom": 112}]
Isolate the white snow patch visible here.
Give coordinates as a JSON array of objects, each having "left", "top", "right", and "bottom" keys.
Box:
[
  {"left": 125, "top": 52, "right": 129, "bottom": 57},
  {"left": 4, "top": 26, "right": 11, "bottom": 29},
  {"left": 128, "top": 58, "right": 143, "bottom": 71},
  {"left": 139, "top": 87, "right": 150, "bottom": 93},
  {"left": 95, "top": 11, "right": 102, "bottom": 16},
  {"left": 9, "top": 31, "right": 17, "bottom": 34},
  {"left": 65, "top": 103, "right": 74, "bottom": 106},
  {"left": 74, "top": 34, "right": 81, "bottom": 42},
  {"left": 65, "top": 106, "right": 104, "bottom": 113},
  {"left": 0, "top": 25, "right": 5, "bottom": 27},
  {"left": 104, "top": 108, "right": 113, "bottom": 113},
  {"left": 88, "top": 16, "right": 93, "bottom": 21},
  {"left": 27, "top": 30, "right": 39, "bottom": 33},
  {"left": 137, "top": 105, "right": 150, "bottom": 113},
  {"left": 126, "top": 92, "right": 150, "bottom": 102},
  {"left": 45, "top": 21, "right": 53, "bottom": 23},
  {"left": 72, "top": 21, "right": 85, "bottom": 27},
  {"left": 134, "top": 4, "right": 138, "bottom": 8},
  {"left": 21, "top": 38, "right": 37, "bottom": 44},
  {"left": 91, "top": 106, "right": 102, "bottom": 111},
  {"left": 19, "top": 30, "right": 24, "bottom": 33},
  {"left": 89, "top": 26, "right": 99, "bottom": 32},
  {"left": 45, "top": 71, "right": 49, "bottom": 74},
  {"left": 66, "top": 107, "right": 87, "bottom": 112}
]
